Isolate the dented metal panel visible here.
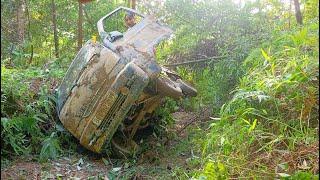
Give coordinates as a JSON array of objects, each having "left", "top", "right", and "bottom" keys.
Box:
[
  {"left": 57, "top": 41, "right": 102, "bottom": 114},
  {"left": 114, "top": 16, "right": 173, "bottom": 55}
]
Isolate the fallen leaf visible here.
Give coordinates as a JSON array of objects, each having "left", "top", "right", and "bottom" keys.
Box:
[
  {"left": 102, "top": 158, "right": 109, "bottom": 166},
  {"left": 56, "top": 173, "right": 64, "bottom": 177},
  {"left": 277, "top": 173, "right": 291, "bottom": 177},
  {"left": 124, "top": 163, "right": 129, "bottom": 169},
  {"left": 78, "top": 158, "right": 84, "bottom": 166},
  {"left": 209, "top": 117, "right": 221, "bottom": 120},
  {"left": 112, "top": 167, "right": 121, "bottom": 172},
  {"left": 277, "top": 162, "right": 288, "bottom": 170},
  {"left": 298, "top": 160, "right": 311, "bottom": 170}
]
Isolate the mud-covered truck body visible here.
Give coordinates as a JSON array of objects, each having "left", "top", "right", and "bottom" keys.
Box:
[{"left": 57, "top": 7, "right": 197, "bottom": 153}]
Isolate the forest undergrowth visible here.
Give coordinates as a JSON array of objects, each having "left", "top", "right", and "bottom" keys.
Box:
[{"left": 1, "top": 0, "right": 319, "bottom": 179}]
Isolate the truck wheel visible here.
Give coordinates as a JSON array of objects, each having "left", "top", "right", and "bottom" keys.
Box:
[
  {"left": 176, "top": 79, "right": 198, "bottom": 97},
  {"left": 156, "top": 77, "right": 183, "bottom": 100}
]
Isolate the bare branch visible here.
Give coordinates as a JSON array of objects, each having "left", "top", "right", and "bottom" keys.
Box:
[{"left": 164, "top": 55, "right": 228, "bottom": 67}]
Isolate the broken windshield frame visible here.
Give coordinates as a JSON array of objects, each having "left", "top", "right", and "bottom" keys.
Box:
[{"left": 97, "top": 6, "right": 145, "bottom": 40}]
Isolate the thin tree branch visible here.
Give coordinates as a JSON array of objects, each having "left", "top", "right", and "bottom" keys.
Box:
[{"left": 164, "top": 55, "right": 228, "bottom": 67}]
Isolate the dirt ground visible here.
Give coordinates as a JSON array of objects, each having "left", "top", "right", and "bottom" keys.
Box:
[
  {"left": 1, "top": 110, "right": 200, "bottom": 180},
  {"left": 1, "top": 156, "right": 110, "bottom": 180}
]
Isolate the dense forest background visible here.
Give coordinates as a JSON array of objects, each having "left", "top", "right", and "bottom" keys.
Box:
[{"left": 1, "top": 0, "right": 319, "bottom": 179}]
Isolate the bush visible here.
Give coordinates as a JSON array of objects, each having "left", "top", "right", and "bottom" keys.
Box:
[{"left": 1, "top": 64, "right": 66, "bottom": 160}]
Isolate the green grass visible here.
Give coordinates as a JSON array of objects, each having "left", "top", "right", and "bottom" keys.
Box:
[{"left": 196, "top": 23, "right": 319, "bottom": 179}]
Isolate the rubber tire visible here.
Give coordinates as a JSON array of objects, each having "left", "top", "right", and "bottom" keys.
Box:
[
  {"left": 176, "top": 79, "right": 197, "bottom": 97},
  {"left": 156, "top": 77, "right": 183, "bottom": 100}
]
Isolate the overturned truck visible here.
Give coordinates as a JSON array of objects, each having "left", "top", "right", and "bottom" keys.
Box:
[{"left": 56, "top": 7, "right": 197, "bottom": 154}]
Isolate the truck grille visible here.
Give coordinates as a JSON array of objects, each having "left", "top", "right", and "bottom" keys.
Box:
[
  {"left": 97, "top": 77, "right": 135, "bottom": 134},
  {"left": 98, "top": 93, "right": 127, "bottom": 132}
]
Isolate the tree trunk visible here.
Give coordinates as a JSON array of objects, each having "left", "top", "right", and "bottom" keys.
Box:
[
  {"left": 25, "top": 0, "right": 34, "bottom": 64},
  {"left": 127, "top": 0, "right": 131, "bottom": 8},
  {"left": 293, "top": 0, "right": 303, "bottom": 25},
  {"left": 288, "top": 0, "right": 292, "bottom": 28},
  {"left": 16, "top": 0, "right": 26, "bottom": 44},
  {"left": 131, "top": 0, "right": 136, "bottom": 9},
  {"left": 77, "top": 2, "right": 84, "bottom": 51},
  {"left": 51, "top": 0, "right": 59, "bottom": 58}
]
